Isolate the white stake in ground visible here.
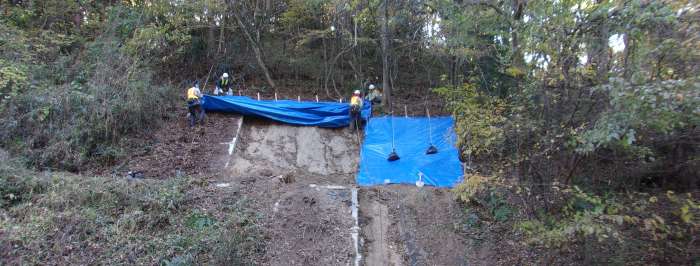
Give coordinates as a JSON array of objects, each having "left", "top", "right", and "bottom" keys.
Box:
[
  {"left": 351, "top": 188, "right": 361, "bottom": 266},
  {"left": 416, "top": 171, "right": 425, "bottom": 187},
  {"left": 222, "top": 116, "right": 245, "bottom": 168}
]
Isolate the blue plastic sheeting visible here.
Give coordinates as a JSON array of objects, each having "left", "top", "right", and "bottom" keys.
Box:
[
  {"left": 357, "top": 116, "right": 463, "bottom": 188},
  {"left": 202, "top": 95, "right": 371, "bottom": 128}
]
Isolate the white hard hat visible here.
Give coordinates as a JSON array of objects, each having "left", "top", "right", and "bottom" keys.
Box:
[
  {"left": 354, "top": 90, "right": 361, "bottom": 95},
  {"left": 369, "top": 84, "right": 375, "bottom": 90},
  {"left": 223, "top": 73, "right": 229, "bottom": 78}
]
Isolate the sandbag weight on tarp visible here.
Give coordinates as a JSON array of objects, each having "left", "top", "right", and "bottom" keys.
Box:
[
  {"left": 356, "top": 116, "right": 463, "bottom": 187},
  {"left": 387, "top": 109, "right": 400, "bottom": 161},
  {"left": 426, "top": 107, "right": 438, "bottom": 155}
]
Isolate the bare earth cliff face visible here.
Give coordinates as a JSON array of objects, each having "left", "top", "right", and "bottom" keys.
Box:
[{"left": 215, "top": 116, "right": 474, "bottom": 265}]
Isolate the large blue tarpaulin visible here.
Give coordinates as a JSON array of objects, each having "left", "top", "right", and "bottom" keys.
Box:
[
  {"left": 202, "top": 95, "right": 371, "bottom": 127},
  {"left": 357, "top": 116, "right": 463, "bottom": 188}
]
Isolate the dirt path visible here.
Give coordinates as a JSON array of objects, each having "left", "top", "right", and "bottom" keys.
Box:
[
  {"left": 360, "top": 190, "right": 403, "bottom": 266},
  {"left": 359, "top": 186, "right": 471, "bottom": 266}
]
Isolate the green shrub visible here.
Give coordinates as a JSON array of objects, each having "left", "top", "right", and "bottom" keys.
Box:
[
  {"left": 434, "top": 84, "right": 506, "bottom": 159},
  {"left": 516, "top": 186, "right": 700, "bottom": 262},
  {"left": 454, "top": 174, "right": 513, "bottom": 222},
  {"left": 0, "top": 12, "right": 178, "bottom": 170},
  {"left": 0, "top": 158, "right": 48, "bottom": 207}
]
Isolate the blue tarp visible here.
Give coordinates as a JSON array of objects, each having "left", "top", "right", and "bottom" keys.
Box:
[
  {"left": 357, "top": 116, "right": 463, "bottom": 188},
  {"left": 202, "top": 95, "right": 371, "bottom": 127}
]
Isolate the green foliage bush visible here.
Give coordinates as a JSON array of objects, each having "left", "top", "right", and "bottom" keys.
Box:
[
  {"left": 0, "top": 7, "right": 178, "bottom": 170},
  {"left": 435, "top": 84, "right": 506, "bottom": 159},
  {"left": 576, "top": 78, "right": 700, "bottom": 154},
  {"left": 516, "top": 186, "right": 700, "bottom": 263},
  {"left": 454, "top": 175, "right": 513, "bottom": 223}
]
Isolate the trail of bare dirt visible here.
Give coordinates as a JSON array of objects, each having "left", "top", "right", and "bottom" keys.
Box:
[
  {"left": 360, "top": 186, "right": 472, "bottom": 266},
  {"left": 360, "top": 190, "right": 403, "bottom": 266}
]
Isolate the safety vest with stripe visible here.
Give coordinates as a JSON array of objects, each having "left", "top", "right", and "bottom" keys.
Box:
[
  {"left": 187, "top": 87, "right": 200, "bottom": 100},
  {"left": 350, "top": 96, "right": 362, "bottom": 107}
]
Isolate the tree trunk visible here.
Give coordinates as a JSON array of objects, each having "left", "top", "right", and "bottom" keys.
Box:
[
  {"left": 381, "top": 0, "right": 391, "bottom": 110},
  {"left": 510, "top": 0, "right": 526, "bottom": 71},
  {"left": 592, "top": 0, "right": 610, "bottom": 83},
  {"left": 207, "top": 23, "right": 215, "bottom": 58},
  {"left": 218, "top": 18, "right": 225, "bottom": 54},
  {"left": 231, "top": 6, "right": 276, "bottom": 89}
]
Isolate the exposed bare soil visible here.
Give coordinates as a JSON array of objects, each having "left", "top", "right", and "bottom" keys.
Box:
[
  {"left": 108, "top": 103, "right": 477, "bottom": 265},
  {"left": 219, "top": 118, "right": 359, "bottom": 265},
  {"left": 360, "top": 186, "right": 476, "bottom": 266},
  {"left": 99, "top": 112, "right": 239, "bottom": 179}
]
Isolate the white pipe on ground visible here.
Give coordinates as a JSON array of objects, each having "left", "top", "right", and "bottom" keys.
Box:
[
  {"left": 351, "top": 188, "right": 361, "bottom": 266},
  {"left": 223, "top": 116, "right": 245, "bottom": 168}
]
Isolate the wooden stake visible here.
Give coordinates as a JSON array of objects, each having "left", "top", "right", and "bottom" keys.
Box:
[
  {"left": 315, "top": 95, "right": 319, "bottom": 102},
  {"left": 257, "top": 92, "right": 260, "bottom": 101},
  {"left": 274, "top": 92, "right": 278, "bottom": 101},
  {"left": 404, "top": 105, "right": 408, "bottom": 118},
  {"left": 297, "top": 96, "right": 301, "bottom": 102}
]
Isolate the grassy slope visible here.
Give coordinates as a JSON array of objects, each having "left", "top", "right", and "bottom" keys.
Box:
[{"left": 0, "top": 159, "right": 262, "bottom": 265}]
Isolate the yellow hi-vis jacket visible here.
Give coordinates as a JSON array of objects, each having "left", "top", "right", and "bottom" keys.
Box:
[
  {"left": 187, "top": 87, "right": 201, "bottom": 100},
  {"left": 350, "top": 95, "right": 363, "bottom": 107}
]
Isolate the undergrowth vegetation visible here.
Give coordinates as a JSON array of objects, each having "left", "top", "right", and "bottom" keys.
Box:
[
  {"left": 0, "top": 159, "right": 262, "bottom": 264},
  {"left": 454, "top": 175, "right": 700, "bottom": 264},
  {"left": 0, "top": 5, "right": 177, "bottom": 171},
  {"left": 440, "top": 0, "right": 699, "bottom": 264}
]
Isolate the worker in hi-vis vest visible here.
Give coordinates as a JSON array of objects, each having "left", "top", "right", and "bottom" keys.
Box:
[
  {"left": 186, "top": 80, "right": 204, "bottom": 127},
  {"left": 365, "top": 84, "right": 382, "bottom": 105},
  {"left": 349, "top": 90, "right": 363, "bottom": 132},
  {"left": 214, "top": 73, "right": 232, "bottom": 95}
]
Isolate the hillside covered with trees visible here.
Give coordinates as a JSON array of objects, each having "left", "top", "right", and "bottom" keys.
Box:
[{"left": 1, "top": 0, "right": 698, "bottom": 264}]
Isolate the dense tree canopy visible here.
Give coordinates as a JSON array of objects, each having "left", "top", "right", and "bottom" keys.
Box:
[{"left": 1, "top": 0, "right": 697, "bottom": 185}]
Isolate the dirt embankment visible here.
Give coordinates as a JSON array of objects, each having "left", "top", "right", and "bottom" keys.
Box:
[
  {"left": 220, "top": 118, "right": 360, "bottom": 265},
  {"left": 98, "top": 113, "right": 239, "bottom": 179},
  {"left": 360, "top": 186, "right": 476, "bottom": 266},
  {"left": 108, "top": 97, "right": 482, "bottom": 265}
]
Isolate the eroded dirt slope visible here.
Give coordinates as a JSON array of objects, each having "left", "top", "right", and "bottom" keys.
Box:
[
  {"left": 115, "top": 111, "right": 480, "bottom": 266},
  {"left": 102, "top": 113, "right": 239, "bottom": 179},
  {"left": 229, "top": 118, "right": 359, "bottom": 182},
  {"left": 218, "top": 117, "right": 360, "bottom": 265},
  {"left": 360, "top": 186, "right": 472, "bottom": 266}
]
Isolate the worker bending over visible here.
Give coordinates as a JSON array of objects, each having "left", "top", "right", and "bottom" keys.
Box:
[
  {"left": 365, "top": 84, "right": 382, "bottom": 105},
  {"left": 187, "top": 81, "right": 204, "bottom": 127},
  {"left": 349, "top": 90, "right": 363, "bottom": 132},
  {"left": 214, "top": 73, "right": 232, "bottom": 95}
]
